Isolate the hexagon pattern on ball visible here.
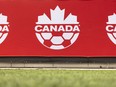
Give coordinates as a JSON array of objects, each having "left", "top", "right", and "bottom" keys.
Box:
[
  {"left": 62, "top": 33, "right": 74, "bottom": 40},
  {"left": 41, "top": 33, "right": 52, "bottom": 40},
  {"left": 51, "top": 36, "right": 64, "bottom": 45}
]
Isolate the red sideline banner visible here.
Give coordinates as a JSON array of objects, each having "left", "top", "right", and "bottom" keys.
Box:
[{"left": 0, "top": 0, "right": 116, "bottom": 57}]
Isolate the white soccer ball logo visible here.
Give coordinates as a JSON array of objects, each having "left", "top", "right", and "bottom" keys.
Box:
[
  {"left": 0, "top": 13, "right": 9, "bottom": 44},
  {"left": 35, "top": 6, "right": 80, "bottom": 50},
  {"left": 106, "top": 13, "right": 116, "bottom": 45}
]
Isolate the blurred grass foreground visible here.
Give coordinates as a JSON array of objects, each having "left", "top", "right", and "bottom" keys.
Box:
[{"left": 0, "top": 70, "right": 116, "bottom": 87}]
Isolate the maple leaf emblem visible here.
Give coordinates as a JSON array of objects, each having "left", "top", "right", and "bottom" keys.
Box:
[{"left": 36, "top": 6, "right": 79, "bottom": 24}]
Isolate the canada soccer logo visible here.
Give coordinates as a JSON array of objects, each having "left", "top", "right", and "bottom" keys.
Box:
[
  {"left": 0, "top": 13, "right": 9, "bottom": 44},
  {"left": 35, "top": 6, "right": 80, "bottom": 50},
  {"left": 106, "top": 13, "right": 116, "bottom": 44}
]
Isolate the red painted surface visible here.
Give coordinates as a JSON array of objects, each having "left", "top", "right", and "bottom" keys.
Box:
[{"left": 0, "top": 0, "right": 116, "bottom": 57}]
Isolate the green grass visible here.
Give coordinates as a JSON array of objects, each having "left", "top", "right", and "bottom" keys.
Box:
[{"left": 0, "top": 70, "right": 116, "bottom": 87}]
